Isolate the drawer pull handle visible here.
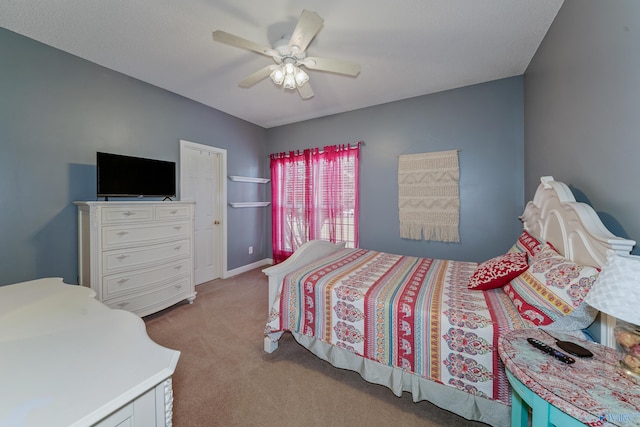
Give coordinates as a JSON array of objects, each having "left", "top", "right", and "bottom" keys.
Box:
[
  {"left": 175, "top": 285, "right": 182, "bottom": 289},
  {"left": 117, "top": 278, "right": 129, "bottom": 284},
  {"left": 117, "top": 231, "right": 129, "bottom": 237},
  {"left": 174, "top": 226, "right": 182, "bottom": 230},
  {"left": 174, "top": 246, "right": 182, "bottom": 251},
  {"left": 116, "top": 255, "right": 129, "bottom": 261},
  {"left": 175, "top": 265, "right": 182, "bottom": 270},
  {"left": 117, "top": 301, "right": 129, "bottom": 308},
  {"left": 123, "top": 211, "right": 135, "bottom": 217},
  {"left": 171, "top": 210, "right": 178, "bottom": 214}
]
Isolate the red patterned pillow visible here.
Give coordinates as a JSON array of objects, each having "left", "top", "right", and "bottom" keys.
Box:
[
  {"left": 508, "top": 230, "right": 547, "bottom": 258},
  {"left": 467, "top": 252, "right": 529, "bottom": 290}
]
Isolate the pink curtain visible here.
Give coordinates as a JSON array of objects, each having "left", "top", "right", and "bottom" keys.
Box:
[{"left": 270, "top": 143, "right": 360, "bottom": 264}]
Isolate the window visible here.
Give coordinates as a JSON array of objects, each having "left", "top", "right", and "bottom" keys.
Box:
[{"left": 270, "top": 144, "right": 360, "bottom": 264}]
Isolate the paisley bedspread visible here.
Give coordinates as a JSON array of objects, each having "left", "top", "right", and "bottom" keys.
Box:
[{"left": 266, "top": 248, "right": 528, "bottom": 405}]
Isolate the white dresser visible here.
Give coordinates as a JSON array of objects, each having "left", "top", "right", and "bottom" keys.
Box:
[
  {"left": 0, "top": 278, "right": 179, "bottom": 427},
  {"left": 74, "top": 201, "right": 196, "bottom": 317}
]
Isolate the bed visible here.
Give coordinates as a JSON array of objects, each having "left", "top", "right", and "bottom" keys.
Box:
[{"left": 262, "top": 176, "right": 636, "bottom": 427}]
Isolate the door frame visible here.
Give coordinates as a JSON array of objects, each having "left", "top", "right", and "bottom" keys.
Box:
[{"left": 179, "top": 139, "right": 228, "bottom": 280}]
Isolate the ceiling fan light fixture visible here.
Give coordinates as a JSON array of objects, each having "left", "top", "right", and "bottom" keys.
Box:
[
  {"left": 295, "top": 68, "right": 309, "bottom": 86},
  {"left": 283, "top": 73, "right": 296, "bottom": 90},
  {"left": 284, "top": 62, "right": 295, "bottom": 74},
  {"left": 270, "top": 67, "right": 285, "bottom": 85},
  {"left": 270, "top": 61, "right": 309, "bottom": 90}
]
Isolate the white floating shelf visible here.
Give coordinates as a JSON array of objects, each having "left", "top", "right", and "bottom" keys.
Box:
[
  {"left": 228, "top": 176, "right": 270, "bottom": 183},
  {"left": 229, "top": 202, "right": 271, "bottom": 208}
]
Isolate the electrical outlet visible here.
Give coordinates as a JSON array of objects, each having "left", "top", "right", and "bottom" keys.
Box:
[{"left": 248, "top": 246, "right": 253, "bottom": 254}]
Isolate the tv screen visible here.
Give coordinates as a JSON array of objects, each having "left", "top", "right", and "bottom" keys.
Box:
[{"left": 97, "top": 152, "right": 176, "bottom": 199}]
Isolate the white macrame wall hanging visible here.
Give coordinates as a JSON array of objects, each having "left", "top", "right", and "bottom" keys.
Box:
[{"left": 398, "top": 149, "right": 460, "bottom": 242}]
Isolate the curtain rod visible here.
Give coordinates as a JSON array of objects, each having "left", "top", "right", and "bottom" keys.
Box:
[{"left": 267, "top": 141, "right": 364, "bottom": 157}]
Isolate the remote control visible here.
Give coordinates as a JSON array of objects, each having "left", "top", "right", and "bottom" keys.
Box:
[
  {"left": 539, "top": 329, "right": 593, "bottom": 358},
  {"left": 527, "top": 338, "right": 575, "bottom": 364}
]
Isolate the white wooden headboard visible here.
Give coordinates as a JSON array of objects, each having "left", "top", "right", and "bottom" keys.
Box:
[{"left": 520, "top": 176, "right": 636, "bottom": 347}]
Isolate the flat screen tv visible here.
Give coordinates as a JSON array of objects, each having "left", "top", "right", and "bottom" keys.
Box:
[{"left": 97, "top": 152, "right": 176, "bottom": 200}]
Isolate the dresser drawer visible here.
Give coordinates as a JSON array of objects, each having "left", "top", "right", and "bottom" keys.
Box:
[
  {"left": 155, "top": 205, "right": 192, "bottom": 220},
  {"left": 106, "top": 277, "right": 192, "bottom": 314},
  {"left": 94, "top": 402, "right": 133, "bottom": 427},
  {"left": 102, "top": 239, "right": 191, "bottom": 275},
  {"left": 102, "top": 221, "right": 190, "bottom": 249},
  {"left": 76, "top": 200, "right": 195, "bottom": 317},
  {"left": 101, "top": 206, "right": 154, "bottom": 224},
  {"left": 102, "top": 259, "right": 191, "bottom": 299}
]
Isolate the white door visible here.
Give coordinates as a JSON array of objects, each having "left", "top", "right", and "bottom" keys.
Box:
[{"left": 180, "top": 140, "right": 227, "bottom": 284}]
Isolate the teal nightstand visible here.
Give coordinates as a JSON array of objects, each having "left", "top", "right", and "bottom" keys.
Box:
[{"left": 499, "top": 328, "right": 640, "bottom": 427}]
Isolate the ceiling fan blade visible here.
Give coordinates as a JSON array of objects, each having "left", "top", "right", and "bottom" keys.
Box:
[
  {"left": 297, "top": 82, "right": 314, "bottom": 99},
  {"left": 288, "top": 10, "right": 324, "bottom": 54},
  {"left": 238, "top": 65, "right": 276, "bottom": 88},
  {"left": 301, "top": 57, "right": 360, "bottom": 76},
  {"left": 212, "top": 30, "right": 278, "bottom": 57}
]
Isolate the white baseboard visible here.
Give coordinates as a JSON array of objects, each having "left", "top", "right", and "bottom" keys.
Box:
[{"left": 224, "top": 258, "right": 273, "bottom": 278}]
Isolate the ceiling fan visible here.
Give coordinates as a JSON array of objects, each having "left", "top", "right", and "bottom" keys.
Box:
[{"left": 212, "top": 10, "right": 360, "bottom": 99}]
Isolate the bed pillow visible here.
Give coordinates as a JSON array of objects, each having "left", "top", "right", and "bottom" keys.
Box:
[
  {"left": 502, "top": 245, "right": 600, "bottom": 327},
  {"left": 508, "top": 230, "right": 548, "bottom": 258},
  {"left": 467, "top": 252, "right": 528, "bottom": 290}
]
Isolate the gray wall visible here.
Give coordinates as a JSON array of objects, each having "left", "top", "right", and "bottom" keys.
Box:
[
  {"left": 0, "top": 28, "right": 268, "bottom": 286},
  {"left": 267, "top": 77, "right": 525, "bottom": 262},
  {"left": 524, "top": 0, "right": 640, "bottom": 253},
  {"left": 1, "top": 17, "right": 552, "bottom": 286}
]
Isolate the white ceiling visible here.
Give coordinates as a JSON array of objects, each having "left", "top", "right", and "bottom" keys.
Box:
[{"left": 0, "top": 0, "right": 563, "bottom": 128}]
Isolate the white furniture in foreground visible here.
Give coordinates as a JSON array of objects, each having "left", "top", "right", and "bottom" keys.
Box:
[
  {"left": 74, "top": 201, "right": 196, "bottom": 317},
  {"left": 0, "top": 278, "right": 179, "bottom": 427}
]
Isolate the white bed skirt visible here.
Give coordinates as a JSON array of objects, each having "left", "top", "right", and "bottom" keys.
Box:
[{"left": 291, "top": 332, "right": 509, "bottom": 427}]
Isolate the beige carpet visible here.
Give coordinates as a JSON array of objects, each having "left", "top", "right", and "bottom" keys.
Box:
[{"left": 144, "top": 268, "right": 489, "bottom": 427}]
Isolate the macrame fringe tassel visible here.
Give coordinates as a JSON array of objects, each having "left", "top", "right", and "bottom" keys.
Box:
[{"left": 400, "top": 223, "right": 460, "bottom": 243}]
